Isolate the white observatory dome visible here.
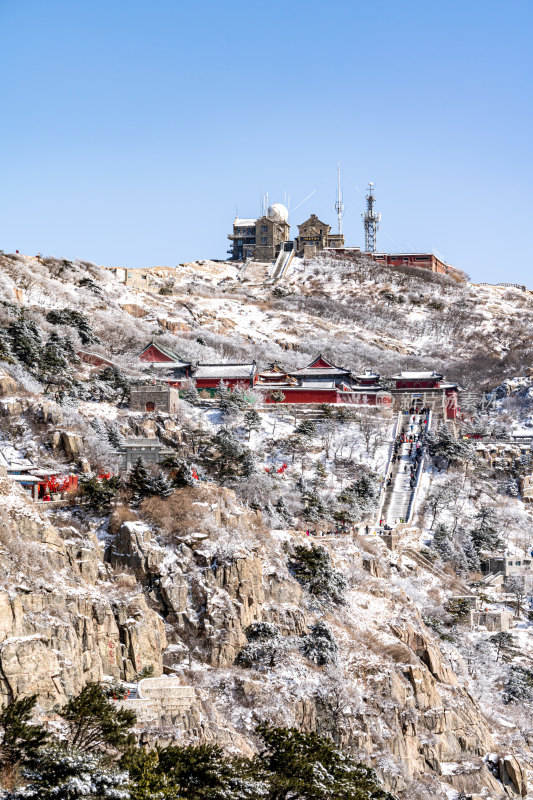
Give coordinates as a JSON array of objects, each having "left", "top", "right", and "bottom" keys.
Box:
[{"left": 267, "top": 203, "right": 289, "bottom": 222}]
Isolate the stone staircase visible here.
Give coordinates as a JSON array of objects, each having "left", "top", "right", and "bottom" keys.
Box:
[
  {"left": 380, "top": 411, "right": 431, "bottom": 525},
  {"left": 402, "top": 547, "right": 469, "bottom": 592}
]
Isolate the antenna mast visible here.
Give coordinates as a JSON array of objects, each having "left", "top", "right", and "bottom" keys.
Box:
[
  {"left": 335, "top": 163, "right": 344, "bottom": 235},
  {"left": 363, "top": 182, "right": 381, "bottom": 252}
]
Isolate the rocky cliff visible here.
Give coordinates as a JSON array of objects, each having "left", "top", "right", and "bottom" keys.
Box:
[{"left": 0, "top": 477, "right": 526, "bottom": 798}]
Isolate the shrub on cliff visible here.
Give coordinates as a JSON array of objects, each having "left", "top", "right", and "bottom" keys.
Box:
[
  {"left": 301, "top": 621, "right": 338, "bottom": 666},
  {"left": 289, "top": 544, "right": 346, "bottom": 605},
  {"left": 235, "top": 622, "right": 287, "bottom": 670},
  {"left": 0, "top": 696, "right": 48, "bottom": 773}
]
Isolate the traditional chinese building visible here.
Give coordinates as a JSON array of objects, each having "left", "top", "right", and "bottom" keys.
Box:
[
  {"left": 389, "top": 371, "right": 461, "bottom": 418},
  {"left": 258, "top": 357, "right": 391, "bottom": 406},
  {"left": 193, "top": 363, "right": 257, "bottom": 391},
  {"left": 0, "top": 445, "right": 78, "bottom": 502},
  {"left": 138, "top": 342, "right": 192, "bottom": 382},
  {"left": 138, "top": 342, "right": 257, "bottom": 395}
]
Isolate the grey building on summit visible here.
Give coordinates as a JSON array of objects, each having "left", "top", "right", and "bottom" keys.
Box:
[
  {"left": 228, "top": 203, "right": 290, "bottom": 261},
  {"left": 228, "top": 203, "right": 345, "bottom": 262}
]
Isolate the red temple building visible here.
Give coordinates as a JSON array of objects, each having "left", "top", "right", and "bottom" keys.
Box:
[
  {"left": 137, "top": 342, "right": 460, "bottom": 418},
  {"left": 138, "top": 342, "right": 256, "bottom": 393}
]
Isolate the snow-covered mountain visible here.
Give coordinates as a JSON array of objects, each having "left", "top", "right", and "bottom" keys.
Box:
[{"left": 0, "top": 250, "right": 532, "bottom": 800}]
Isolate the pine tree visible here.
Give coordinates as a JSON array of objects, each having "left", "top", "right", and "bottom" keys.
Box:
[
  {"left": 7, "top": 315, "right": 42, "bottom": 370},
  {"left": 289, "top": 544, "right": 346, "bottom": 605},
  {"left": 46, "top": 308, "right": 98, "bottom": 345},
  {"left": 503, "top": 665, "right": 533, "bottom": 703},
  {"left": 242, "top": 450, "right": 257, "bottom": 477},
  {"left": 489, "top": 631, "right": 519, "bottom": 663},
  {"left": 90, "top": 416, "right": 108, "bottom": 441},
  {"left": 0, "top": 326, "right": 15, "bottom": 364},
  {"left": 244, "top": 409, "right": 261, "bottom": 440},
  {"left": 39, "top": 331, "right": 74, "bottom": 394},
  {"left": 169, "top": 459, "right": 196, "bottom": 489},
  {"left": 275, "top": 496, "right": 292, "bottom": 523},
  {"left": 295, "top": 473, "right": 307, "bottom": 494},
  {"left": 79, "top": 475, "right": 121, "bottom": 511},
  {"left": 295, "top": 419, "right": 316, "bottom": 438},
  {"left": 150, "top": 472, "right": 174, "bottom": 498},
  {"left": 426, "top": 423, "right": 474, "bottom": 470},
  {"left": 471, "top": 506, "right": 501, "bottom": 554},
  {"left": 100, "top": 366, "right": 130, "bottom": 404},
  {"left": 154, "top": 742, "right": 265, "bottom": 800},
  {"left": 62, "top": 335, "right": 80, "bottom": 364},
  {"left": 235, "top": 622, "right": 286, "bottom": 669},
  {"left": 0, "top": 696, "right": 48, "bottom": 770},
  {"left": 61, "top": 682, "right": 136, "bottom": 753},
  {"left": 301, "top": 621, "right": 338, "bottom": 666},
  {"left": 506, "top": 477, "right": 519, "bottom": 497},
  {"left": 128, "top": 456, "right": 150, "bottom": 500},
  {"left": 183, "top": 382, "right": 199, "bottom": 405},
  {"left": 255, "top": 723, "right": 395, "bottom": 800},
  {"left": 214, "top": 427, "right": 245, "bottom": 478},
  {"left": 461, "top": 531, "right": 481, "bottom": 573},
  {"left": 432, "top": 523, "right": 455, "bottom": 562},
  {"left": 107, "top": 421, "right": 126, "bottom": 448},
  {"left": 3, "top": 744, "right": 130, "bottom": 799},
  {"left": 120, "top": 747, "right": 179, "bottom": 800}
]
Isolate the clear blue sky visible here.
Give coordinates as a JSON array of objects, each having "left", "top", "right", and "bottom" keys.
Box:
[{"left": 1, "top": 0, "right": 531, "bottom": 283}]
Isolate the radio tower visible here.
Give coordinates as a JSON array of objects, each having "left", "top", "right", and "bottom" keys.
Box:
[
  {"left": 363, "top": 182, "right": 381, "bottom": 252},
  {"left": 335, "top": 163, "right": 344, "bottom": 235}
]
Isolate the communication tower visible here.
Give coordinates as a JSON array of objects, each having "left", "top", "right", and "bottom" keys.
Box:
[
  {"left": 335, "top": 163, "right": 344, "bottom": 235},
  {"left": 363, "top": 182, "right": 381, "bottom": 252}
]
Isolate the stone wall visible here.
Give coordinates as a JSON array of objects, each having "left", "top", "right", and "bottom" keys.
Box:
[{"left": 130, "top": 385, "right": 179, "bottom": 414}]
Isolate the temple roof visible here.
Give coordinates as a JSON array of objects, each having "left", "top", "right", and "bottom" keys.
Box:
[
  {"left": 391, "top": 371, "right": 443, "bottom": 380},
  {"left": 290, "top": 355, "right": 351, "bottom": 377},
  {"left": 138, "top": 341, "right": 191, "bottom": 367},
  {"left": 194, "top": 363, "right": 256, "bottom": 379}
]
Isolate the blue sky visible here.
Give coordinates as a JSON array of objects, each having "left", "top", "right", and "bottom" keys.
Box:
[{"left": 1, "top": 0, "right": 531, "bottom": 283}]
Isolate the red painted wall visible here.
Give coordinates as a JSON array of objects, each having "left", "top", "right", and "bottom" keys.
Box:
[
  {"left": 195, "top": 378, "right": 253, "bottom": 389},
  {"left": 260, "top": 389, "right": 393, "bottom": 406},
  {"left": 445, "top": 389, "right": 458, "bottom": 419},
  {"left": 262, "top": 388, "right": 340, "bottom": 404},
  {"left": 140, "top": 344, "right": 174, "bottom": 362},
  {"left": 395, "top": 380, "right": 440, "bottom": 389}
]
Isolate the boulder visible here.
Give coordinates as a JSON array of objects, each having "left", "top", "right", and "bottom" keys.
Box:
[
  {"left": 0, "top": 398, "right": 25, "bottom": 416},
  {"left": 500, "top": 754, "right": 528, "bottom": 797},
  {"left": 60, "top": 431, "right": 84, "bottom": 457},
  {"left": 0, "top": 372, "right": 17, "bottom": 397}
]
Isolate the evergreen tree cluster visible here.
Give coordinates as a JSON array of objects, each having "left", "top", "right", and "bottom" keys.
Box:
[
  {"left": 0, "top": 684, "right": 134, "bottom": 800},
  {"left": 91, "top": 366, "right": 131, "bottom": 404},
  {"left": 289, "top": 545, "right": 346, "bottom": 605},
  {"left": 163, "top": 455, "right": 201, "bottom": 489},
  {"left": 301, "top": 621, "right": 338, "bottom": 666},
  {"left": 426, "top": 424, "right": 474, "bottom": 470},
  {"left": 336, "top": 471, "right": 381, "bottom": 519},
  {"left": 79, "top": 474, "right": 122, "bottom": 512},
  {"left": 503, "top": 665, "right": 533, "bottom": 703},
  {"left": 127, "top": 457, "right": 174, "bottom": 506},
  {"left": 46, "top": 308, "right": 98, "bottom": 345},
  {"left": 430, "top": 504, "right": 502, "bottom": 576},
  {"left": 0, "top": 314, "right": 81, "bottom": 397},
  {"left": 213, "top": 428, "right": 256, "bottom": 479},
  {"left": 235, "top": 622, "right": 287, "bottom": 669},
  {"left": 0, "top": 688, "right": 394, "bottom": 800}
]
